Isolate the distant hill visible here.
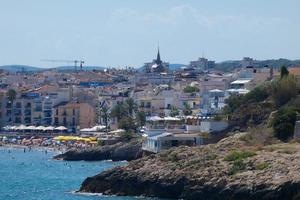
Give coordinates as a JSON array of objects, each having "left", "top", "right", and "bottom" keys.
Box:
[
  {"left": 0, "top": 65, "right": 106, "bottom": 72},
  {"left": 55, "top": 66, "right": 105, "bottom": 72},
  {"left": 1, "top": 59, "right": 300, "bottom": 73},
  {"left": 214, "top": 59, "right": 300, "bottom": 72},
  {"left": 0, "top": 65, "right": 44, "bottom": 72}
]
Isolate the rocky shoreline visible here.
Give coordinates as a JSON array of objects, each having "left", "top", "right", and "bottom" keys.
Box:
[
  {"left": 79, "top": 133, "right": 300, "bottom": 200},
  {"left": 54, "top": 139, "right": 143, "bottom": 161}
]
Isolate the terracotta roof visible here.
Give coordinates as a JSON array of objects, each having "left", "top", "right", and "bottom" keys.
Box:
[{"left": 288, "top": 67, "right": 300, "bottom": 76}]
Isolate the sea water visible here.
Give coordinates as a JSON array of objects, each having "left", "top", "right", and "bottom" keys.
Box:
[{"left": 0, "top": 147, "right": 156, "bottom": 200}]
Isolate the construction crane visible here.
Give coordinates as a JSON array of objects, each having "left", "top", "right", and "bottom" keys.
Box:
[{"left": 41, "top": 59, "right": 85, "bottom": 71}]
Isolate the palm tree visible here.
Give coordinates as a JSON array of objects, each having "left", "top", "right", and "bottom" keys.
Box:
[
  {"left": 100, "top": 105, "right": 110, "bottom": 133},
  {"left": 136, "top": 111, "right": 146, "bottom": 127},
  {"left": 125, "top": 98, "right": 137, "bottom": 117},
  {"left": 280, "top": 65, "right": 289, "bottom": 79},
  {"left": 183, "top": 102, "right": 192, "bottom": 116},
  {"left": 170, "top": 106, "right": 179, "bottom": 117},
  {"left": 111, "top": 102, "right": 127, "bottom": 121}
]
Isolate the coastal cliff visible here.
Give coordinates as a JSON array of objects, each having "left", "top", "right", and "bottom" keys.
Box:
[
  {"left": 54, "top": 139, "right": 143, "bottom": 161},
  {"left": 79, "top": 133, "right": 300, "bottom": 199}
]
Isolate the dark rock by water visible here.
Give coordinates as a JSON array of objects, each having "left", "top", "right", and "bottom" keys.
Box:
[{"left": 54, "top": 139, "right": 143, "bottom": 161}]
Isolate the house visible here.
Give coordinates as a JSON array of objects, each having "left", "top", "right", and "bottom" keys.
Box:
[
  {"left": 53, "top": 102, "right": 96, "bottom": 131},
  {"left": 142, "top": 132, "right": 203, "bottom": 153}
]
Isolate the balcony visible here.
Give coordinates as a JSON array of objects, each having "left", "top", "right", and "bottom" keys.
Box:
[
  {"left": 14, "top": 111, "right": 22, "bottom": 116},
  {"left": 24, "top": 111, "right": 32, "bottom": 116}
]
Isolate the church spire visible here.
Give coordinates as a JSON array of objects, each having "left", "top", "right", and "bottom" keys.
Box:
[{"left": 156, "top": 45, "right": 162, "bottom": 65}]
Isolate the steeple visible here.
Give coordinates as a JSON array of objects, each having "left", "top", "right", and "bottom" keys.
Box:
[{"left": 156, "top": 45, "right": 162, "bottom": 65}]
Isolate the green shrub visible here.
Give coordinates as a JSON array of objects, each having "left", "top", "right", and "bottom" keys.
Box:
[
  {"left": 224, "top": 150, "right": 256, "bottom": 161},
  {"left": 243, "top": 84, "right": 270, "bottom": 103},
  {"left": 255, "top": 162, "right": 269, "bottom": 170},
  {"left": 120, "top": 131, "right": 134, "bottom": 141},
  {"left": 97, "top": 140, "right": 105, "bottom": 146},
  {"left": 270, "top": 75, "right": 299, "bottom": 108},
  {"left": 168, "top": 152, "right": 179, "bottom": 162},
  {"left": 271, "top": 106, "right": 300, "bottom": 141},
  {"left": 183, "top": 86, "right": 199, "bottom": 93},
  {"left": 229, "top": 160, "right": 246, "bottom": 175}
]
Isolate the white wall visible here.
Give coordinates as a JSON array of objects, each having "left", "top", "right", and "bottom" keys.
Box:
[{"left": 200, "top": 121, "right": 228, "bottom": 133}]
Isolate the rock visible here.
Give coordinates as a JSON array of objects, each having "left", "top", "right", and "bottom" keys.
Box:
[
  {"left": 53, "top": 139, "right": 143, "bottom": 161},
  {"left": 79, "top": 133, "right": 300, "bottom": 199}
]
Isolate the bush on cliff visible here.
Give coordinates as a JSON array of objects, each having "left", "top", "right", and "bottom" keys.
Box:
[
  {"left": 270, "top": 106, "right": 300, "bottom": 141},
  {"left": 224, "top": 150, "right": 256, "bottom": 162},
  {"left": 270, "top": 75, "right": 299, "bottom": 108}
]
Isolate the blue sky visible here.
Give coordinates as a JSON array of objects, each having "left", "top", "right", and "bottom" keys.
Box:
[{"left": 0, "top": 0, "right": 299, "bottom": 68}]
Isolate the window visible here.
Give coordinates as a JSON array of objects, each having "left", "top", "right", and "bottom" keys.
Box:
[
  {"left": 56, "top": 109, "right": 58, "bottom": 115},
  {"left": 72, "top": 109, "right": 75, "bottom": 116},
  {"left": 54, "top": 117, "right": 58, "bottom": 125},
  {"left": 63, "top": 118, "right": 66, "bottom": 125},
  {"left": 16, "top": 102, "right": 22, "bottom": 108}
]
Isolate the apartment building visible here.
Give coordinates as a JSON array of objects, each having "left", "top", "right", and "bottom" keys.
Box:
[{"left": 53, "top": 102, "right": 96, "bottom": 130}]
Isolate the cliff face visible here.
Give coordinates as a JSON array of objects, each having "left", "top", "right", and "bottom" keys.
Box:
[
  {"left": 79, "top": 133, "right": 300, "bottom": 200},
  {"left": 54, "top": 139, "right": 143, "bottom": 161}
]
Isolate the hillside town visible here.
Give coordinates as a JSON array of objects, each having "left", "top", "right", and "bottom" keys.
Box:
[{"left": 1, "top": 49, "right": 300, "bottom": 152}]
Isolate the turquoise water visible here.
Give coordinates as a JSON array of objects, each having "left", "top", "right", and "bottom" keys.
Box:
[{"left": 0, "top": 147, "right": 153, "bottom": 200}]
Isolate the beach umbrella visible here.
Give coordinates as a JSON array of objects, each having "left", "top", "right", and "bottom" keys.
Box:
[
  {"left": 3, "top": 125, "right": 11, "bottom": 131},
  {"left": 36, "top": 126, "right": 46, "bottom": 130},
  {"left": 109, "top": 129, "right": 125, "bottom": 134},
  {"left": 15, "top": 124, "right": 26, "bottom": 131},
  {"left": 164, "top": 116, "right": 181, "bottom": 121},
  {"left": 146, "top": 116, "right": 164, "bottom": 121},
  {"left": 25, "top": 125, "right": 36, "bottom": 130},
  {"left": 55, "top": 126, "right": 67, "bottom": 131},
  {"left": 93, "top": 125, "right": 106, "bottom": 131},
  {"left": 44, "top": 126, "right": 55, "bottom": 131}
]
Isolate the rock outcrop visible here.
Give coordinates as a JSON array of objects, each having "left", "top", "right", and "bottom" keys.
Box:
[
  {"left": 79, "top": 133, "right": 300, "bottom": 199},
  {"left": 54, "top": 139, "right": 143, "bottom": 161}
]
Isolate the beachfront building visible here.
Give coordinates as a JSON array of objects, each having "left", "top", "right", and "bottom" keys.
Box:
[
  {"left": 53, "top": 102, "right": 96, "bottom": 131},
  {"left": 142, "top": 132, "right": 203, "bottom": 153},
  {"left": 144, "top": 116, "right": 185, "bottom": 137}
]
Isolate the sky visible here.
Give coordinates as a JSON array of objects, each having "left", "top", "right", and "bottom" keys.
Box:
[{"left": 0, "top": 0, "right": 299, "bottom": 68}]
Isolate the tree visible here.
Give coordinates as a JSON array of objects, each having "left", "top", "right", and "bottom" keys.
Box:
[
  {"left": 271, "top": 75, "right": 299, "bottom": 108},
  {"left": 271, "top": 106, "right": 300, "bottom": 141},
  {"left": 183, "top": 102, "right": 193, "bottom": 116},
  {"left": 118, "top": 117, "right": 136, "bottom": 131},
  {"left": 136, "top": 111, "right": 146, "bottom": 127},
  {"left": 100, "top": 106, "right": 110, "bottom": 133},
  {"left": 183, "top": 86, "right": 200, "bottom": 93},
  {"left": 111, "top": 102, "right": 127, "bottom": 121},
  {"left": 125, "top": 98, "right": 137, "bottom": 117},
  {"left": 170, "top": 106, "right": 179, "bottom": 117},
  {"left": 280, "top": 65, "right": 289, "bottom": 79}
]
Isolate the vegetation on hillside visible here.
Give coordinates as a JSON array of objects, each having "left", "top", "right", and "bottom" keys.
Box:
[{"left": 224, "top": 66, "right": 300, "bottom": 142}]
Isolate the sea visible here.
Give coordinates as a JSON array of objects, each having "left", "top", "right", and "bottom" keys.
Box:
[{"left": 0, "top": 147, "right": 157, "bottom": 200}]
